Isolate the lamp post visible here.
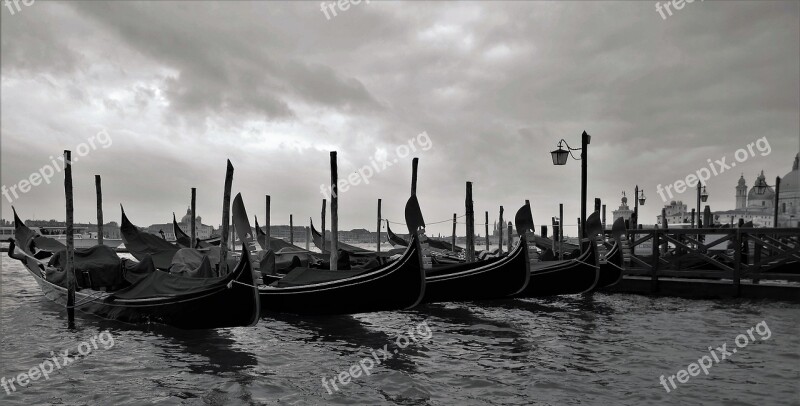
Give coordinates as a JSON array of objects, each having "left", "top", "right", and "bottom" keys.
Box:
[
  {"left": 551, "top": 131, "right": 591, "bottom": 237},
  {"left": 634, "top": 185, "right": 646, "bottom": 229},
  {"left": 696, "top": 181, "right": 708, "bottom": 229},
  {"left": 755, "top": 176, "right": 781, "bottom": 228}
]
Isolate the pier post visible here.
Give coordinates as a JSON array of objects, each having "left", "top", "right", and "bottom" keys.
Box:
[
  {"left": 559, "top": 204, "right": 564, "bottom": 260},
  {"left": 594, "top": 198, "right": 601, "bottom": 242},
  {"left": 377, "top": 199, "right": 382, "bottom": 252},
  {"left": 465, "top": 182, "right": 475, "bottom": 262},
  {"left": 580, "top": 131, "right": 590, "bottom": 238},
  {"left": 330, "top": 152, "right": 339, "bottom": 270},
  {"left": 651, "top": 228, "right": 659, "bottom": 293},
  {"left": 733, "top": 229, "right": 742, "bottom": 297},
  {"left": 306, "top": 226, "right": 310, "bottom": 251},
  {"left": 773, "top": 176, "right": 781, "bottom": 228},
  {"left": 602, "top": 204, "right": 606, "bottom": 239},
  {"left": 219, "top": 160, "right": 234, "bottom": 275},
  {"left": 507, "top": 222, "right": 513, "bottom": 252},
  {"left": 95, "top": 175, "right": 103, "bottom": 246},
  {"left": 753, "top": 236, "right": 761, "bottom": 285},
  {"left": 64, "top": 150, "right": 75, "bottom": 327},
  {"left": 577, "top": 218, "right": 581, "bottom": 243},
  {"left": 485, "top": 211, "right": 490, "bottom": 252},
  {"left": 290, "top": 214, "right": 294, "bottom": 245},
  {"left": 411, "top": 157, "right": 418, "bottom": 196},
  {"left": 452, "top": 213, "right": 457, "bottom": 253},
  {"left": 321, "top": 199, "right": 326, "bottom": 252},
  {"left": 265, "top": 195, "right": 271, "bottom": 246},
  {"left": 191, "top": 188, "right": 196, "bottom": 247},
  {"left": 551, "top": 217, "right": 557, "bottom": 253},
  {"left": 498, "top": 206, "right": 504, "bottom": 254}
]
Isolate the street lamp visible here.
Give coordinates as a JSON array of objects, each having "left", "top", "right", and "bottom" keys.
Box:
[
  {"left": 695, "top": 182, "right": 708, "bottom": 229},
  {"left": 551, "top": 131, "right": 591, "bottom": 237},
  {"left": 634, "top": 185, "right": 645, "bottom": 230},
  {"left": 754, "top": 176, "right": 781, "bottom": 227},
  {"left": 550, "top": 142, "right": 577, "bottom": 166}
]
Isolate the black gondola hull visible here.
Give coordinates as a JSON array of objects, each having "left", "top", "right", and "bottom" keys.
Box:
[
  {"left": 423, "top": 238, "right": 530, "bottom": 303},
  {"left": 518, "top": 240, "right": 600, "bottom": 297},
  {"left": 258, "top": 238, "right": 425, "bottom": 315},
  {"left": 22, "top": 254, "right": 260, "bottom": 329}
]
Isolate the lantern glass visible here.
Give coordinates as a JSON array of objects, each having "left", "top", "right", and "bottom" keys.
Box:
[
  {"left": 638, "top": 191, "right": 646, "bottom": 205},
  {"left": 701, "top": 186, "right": 709, "bottom": 202},
  {"left": 551, "top": 147, "right": 568, "bottom": 165}
]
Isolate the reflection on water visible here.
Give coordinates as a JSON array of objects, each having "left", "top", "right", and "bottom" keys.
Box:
[{"left": 2, "top": 258, "right": 798, "bottom": 405}]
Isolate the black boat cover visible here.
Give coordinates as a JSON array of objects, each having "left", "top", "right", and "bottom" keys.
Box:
[
  {"left": 169, "top": 248, "right": 216, "bottom": 278},
  {"left": 47, "top": 245, "right": 125, "bottom": 289},
  {"left": 121, "top": 256, "right": 157, "bottom": 285},
  {"left": 109, "top": 267, "right": 230, "bottom": 300}
]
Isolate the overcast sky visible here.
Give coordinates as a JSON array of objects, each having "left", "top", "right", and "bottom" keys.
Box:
[{"left": 2, "top": 1, "right": 798, "bottom": 237}]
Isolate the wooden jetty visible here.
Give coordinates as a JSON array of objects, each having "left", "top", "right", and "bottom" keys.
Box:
[{"left": 604, "top": 226, "right": 800, "bottom": 302}]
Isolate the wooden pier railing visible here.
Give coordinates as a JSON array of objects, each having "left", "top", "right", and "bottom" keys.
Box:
[{"left": 613, "top": 227, "right": 800, "bottom": 296}]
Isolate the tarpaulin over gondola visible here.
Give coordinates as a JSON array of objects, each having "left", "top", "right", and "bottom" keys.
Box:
[
  {"left": 47, "top": 245, "right": 125, "bottom": 289},
  {"left": 109, "top": 265, "right": 230, "bottom": 300}
]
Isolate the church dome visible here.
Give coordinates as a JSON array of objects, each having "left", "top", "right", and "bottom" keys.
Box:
[{"left": 780, "top": 153, "right": 799, "bottom": 195}]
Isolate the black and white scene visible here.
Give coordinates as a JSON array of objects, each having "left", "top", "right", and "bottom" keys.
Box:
[{"left": 1, "top": 1, "right": 799, "bottom": 405}]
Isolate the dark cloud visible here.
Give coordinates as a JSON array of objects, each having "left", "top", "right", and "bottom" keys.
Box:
[{"left": 1, "top": 1, "right": 798, "bottom": 235}]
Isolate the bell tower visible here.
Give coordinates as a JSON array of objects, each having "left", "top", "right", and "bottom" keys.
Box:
[{"left": 735, "top": 174, "right": 747, "bottom": 209}]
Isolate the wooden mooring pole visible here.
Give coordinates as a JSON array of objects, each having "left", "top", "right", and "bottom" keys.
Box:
[
  {"left": 602, "top": 204, "right": 607, "bottom": 238},
  {"left": 219, "top": 160, "right": 234, "bottom": 275},
  {"left": 651, "top": 228, "right": 660, "bottom": 293},
  {"left": 498, "top": 206, "right": 504, "bottom": 254},
  {"left": 330, "top": 152, "right": 339, "bottom": 270},
  {"left": 465, "top": 182, "right": 475, "bottom": 262},
  {"left": 452, "top": 213, "right": 457, "bottom": 253},
  {"left": 376, "top": 199, "right": 382, "bottom": 252},
  {"left": 321, "top": 199, "right": 326, "bottom": 251},
  {"left": 265, "top": 195, "right": 271, "bottom": 245},
  {"left": 290, "top": 214, "right": 294, "bottom": 245},
  {"left": 485, "top": 211, "right": 490, "bottom": 252},
  {"left": 64, "top": 151, "right": 75, "bottom": 327},
  {"left": 95, "top": 175, "right": 103, "bottom": 246},
  {"left": 559, "top": 204, "right": 564, "bottom": 260},
  {"left": 190, "top": 188, "right": 196, "bottom": 247},
  {"left": 507, "top": 222, "right": 513, "bottom": 252}
]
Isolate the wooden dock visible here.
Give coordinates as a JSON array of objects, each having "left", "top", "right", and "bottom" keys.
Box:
[{"left": 603, "top": 227, "right": 800, "bottom": 302}]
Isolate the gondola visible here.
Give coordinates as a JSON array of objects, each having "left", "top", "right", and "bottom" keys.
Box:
[
  {"left": 8, "top": 208, "right": 260, "bottom": 329},
  {"left": 230, "top": 194, "right": 426, "bottom": 315},
  {"left": 386, "top": 220, "right": 464, "bottom": 253},
  {"left": 309, "top": 219, "right": 375, "bottom": 255},
  {"left": 121, "top": 206, "right": 180, "bottom": 270},
  {"left": 253, "top": 216, "right": 320, "bottom": 256},
  {"left": 420, "top": 203, "right": 532, "bottom": 303},
  {"left": 517, "top": 210, "right": 603, "bottom": 297}
]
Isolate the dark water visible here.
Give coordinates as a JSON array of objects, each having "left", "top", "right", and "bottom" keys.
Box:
[{"left": 1, "top": 257, "right": 798, "bottom": 405}]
